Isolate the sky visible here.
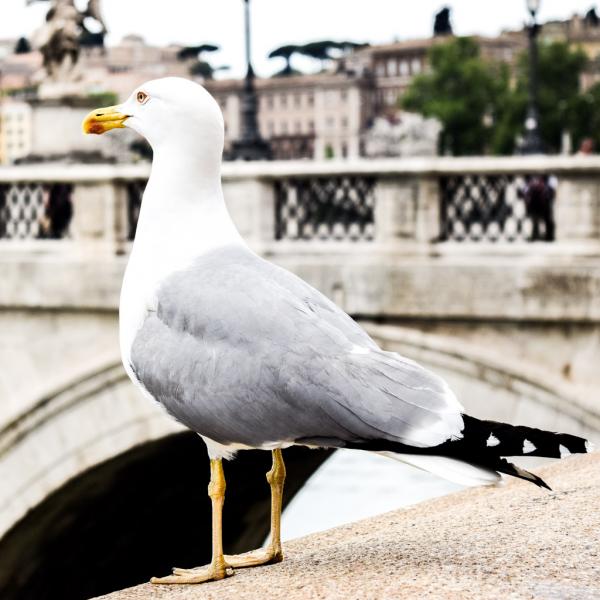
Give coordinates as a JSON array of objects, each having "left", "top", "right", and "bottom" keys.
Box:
[{"left": 0, "top": 0, "right": 596, "bottom": 77}]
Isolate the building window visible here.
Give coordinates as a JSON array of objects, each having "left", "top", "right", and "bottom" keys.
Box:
[
  {"left": 399, "top": 60, "right": 409, "bottom": 76},
  {"left": 268, "top": 121, "right": 275, "bottom": 135},
  {"left": 341, "top": 143, "right": 348, "bottom": 158},
  {"left": 307, "top": 93, "right": 314, "bottom": 106},
  {"left": 267, "top": 95, "right": 274, "bottom": 109},
  {"left": 326, "top": 116, "right": 335, "bottom": 129},
  {"left": 281, "top": 122, "right": 288, "bottom": 134},
  {"left": 376, "top": 62, "right": 385, "bottom": 77},
  {"left": 295, "top": 121, "right": 302, "bottom": 133},
  {"left": 280, "top": 94, "right": 287, "bottom": 107},
  {"left": 308, "top": 120, "right": 315, "bottom": 132},
  {"left": 341, "top": 90, "right": 348, "bottom": 102},
  {"left": 294, "top": 94, "right": 301, "bottom": 107},
  {"left": 411, "top": 59, "right": 421, "bottom": 74},
  {"left": 341, "top": 117, "right": 348, "bottom": 129},
  {"left": 387, "top": 59, "right": 397, "bottom": 76}
]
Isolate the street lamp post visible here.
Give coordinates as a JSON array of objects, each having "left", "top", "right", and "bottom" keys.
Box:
[
  {"left": 230, "top": 0, "right": 271, "bottom": 160},
  {"left": 521, "top": 0, "right": 544, "bottom": 154}
]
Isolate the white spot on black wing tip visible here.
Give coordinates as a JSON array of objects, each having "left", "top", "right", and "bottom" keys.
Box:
[
  {"left": 586, "top": 440, "right": 595, "bottom": 453},
  {"left": 523, "top": 439, "right": 536, "bottom": 454},
  {"left": 486, "top": 433, "right": 500, "bottom": 447},
  {"left": 559, "top": 444, "right": 571, "bottom": 458}
]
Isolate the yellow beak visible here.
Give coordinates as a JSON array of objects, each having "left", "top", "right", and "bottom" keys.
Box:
[{"left": 82, "top": 105, "right": 129, "bottom": 135}]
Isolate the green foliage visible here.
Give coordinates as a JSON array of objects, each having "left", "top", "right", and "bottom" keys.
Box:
[
  {"left": 492, "top": 41, "right": 588, "bottom": 154},
  {"left": 177, "top": 44, "right": 219, "bottom": 61},
  {"left": 268, "top": 40, "right": 368, "bottom": 76},
  {"left": 268, "top": 45, "right": 301, "bottom": 77},
  {"left": 401, "top": 37, "right": 508, "bottom": 155},
  {"left": 402, "top": 37, "right": 592, "bottom": 155},
  {"left": 571, "top": 82, "right": 600, "bottom": 151},
  {"left": 176, "top": 44, "right": 227, "bottom": 80},
  {"left": 87, "top": 92, "right": 118, "bottom": 106}
]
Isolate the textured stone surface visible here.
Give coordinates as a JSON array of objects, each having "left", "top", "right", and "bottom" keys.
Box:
[{"left": 95, "top": 453, "right": 600, "bottom": 600}]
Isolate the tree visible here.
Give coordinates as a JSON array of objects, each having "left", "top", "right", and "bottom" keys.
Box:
[
  {"left": 176, "top": 44, "right": 229, "bottom": 80},
  {"left": 289, "top": 40, "right": 367, "bottom": 72},
  {"left": 298, "top": 40, "right": 337, "bottom": 70},
  {"left": 571, "top": 81, "right": 600, "bottom": 152},
  {"left": 401, "top": 37, "right": 509, "bottom": 155},
  {"left": 492, "top": 41, "right": 588, "bottom": 154},
  {"left": 189, "top": 61, "right": 229, "bottom": 79},
  {"left": 268, "top": 44, "right": 301, "bottom": 77},
  {"left": 177, "top": 44, "right": 220, "bottom": 61}
]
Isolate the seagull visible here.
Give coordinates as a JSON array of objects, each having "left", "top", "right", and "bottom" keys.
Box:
[{"left": 83, "top": 77, "right": 593, "bottom": 585}]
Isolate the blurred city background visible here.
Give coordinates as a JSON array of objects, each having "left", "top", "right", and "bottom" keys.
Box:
[{"left": 0, "top": 1, "right": 599, "bottom": 599}]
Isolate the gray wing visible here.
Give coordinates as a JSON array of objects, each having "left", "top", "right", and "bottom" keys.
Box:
[{"left": 130, "top": 245, "right": 464, "bottom": 449}]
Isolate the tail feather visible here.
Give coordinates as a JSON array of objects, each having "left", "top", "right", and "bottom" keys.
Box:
[
  {"left": 492, "top": 457, "right": 551, "bottom": 490},
  {"left": 346, "top": 414, "right": 593, "bottom": 490},
  {"left": 457, "top": 415, "right": 590, "bottom": 460}
]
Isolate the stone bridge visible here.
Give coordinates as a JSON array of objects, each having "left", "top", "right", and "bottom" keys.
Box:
[{"left": 1, "top": 156, "right": 599, "bottom": 599}]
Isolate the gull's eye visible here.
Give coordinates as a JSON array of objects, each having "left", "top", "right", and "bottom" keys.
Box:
[{"left": 136, "top": 91, "right": 149, "bottom": 105}]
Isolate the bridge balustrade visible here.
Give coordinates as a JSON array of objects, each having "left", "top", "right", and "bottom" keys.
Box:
[{"left": 0, "top": 157, "right": 599, "bottom": 250}]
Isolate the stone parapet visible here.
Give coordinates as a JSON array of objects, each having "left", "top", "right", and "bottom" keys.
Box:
[{"left": 94, "top": 452, "right": 600, "bottom": 600}]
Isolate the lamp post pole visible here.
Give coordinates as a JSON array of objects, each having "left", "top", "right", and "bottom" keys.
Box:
[
  {"left": 230, "top": 0, "right": 271, "bottom": 160},
  {"left": 521, "top": 0, "right": 544, "bottom": 154}
]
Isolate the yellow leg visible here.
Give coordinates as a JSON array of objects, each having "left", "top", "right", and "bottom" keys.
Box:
[
  {"left": 151, "top": 458, "right": 233, "bottom": 585},
  {"left": 223, "top": 448, "right": 286, "bottom": 568},
  {"left": 173, "top": 449, "right": 287, "bottom": 577}
]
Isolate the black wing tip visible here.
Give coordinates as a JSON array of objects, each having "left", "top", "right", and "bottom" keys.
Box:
[
  {"left": 496, "top": 459, "right": 553, "bottom": 490},
  {"left": 534, "top": 475, "right": 552, "bottom": 491}
]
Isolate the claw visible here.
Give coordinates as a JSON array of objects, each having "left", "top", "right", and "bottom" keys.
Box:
[
  {"left": 151, "top": 564, "right": 231, "bottom": 585},
  {"left": 224, "top": 547, "right": 283, "bottom": 569}
]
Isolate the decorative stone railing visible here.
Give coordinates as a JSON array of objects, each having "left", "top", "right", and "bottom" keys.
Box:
[{"left": 0, "top": 156, "right": 599, "bottom": 252}]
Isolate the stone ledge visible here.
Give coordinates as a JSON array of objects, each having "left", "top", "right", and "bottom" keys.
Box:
[{"left": 95, "top": 453, "right": 600, "bottom": 600}]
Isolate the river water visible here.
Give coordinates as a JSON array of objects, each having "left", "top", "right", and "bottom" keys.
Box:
[{"left": 280, "top": 449, "right": 464, "bottom": 541}]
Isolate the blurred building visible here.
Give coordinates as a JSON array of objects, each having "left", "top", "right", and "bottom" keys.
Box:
[
  {"left": 346, "top": 35, "right": 523, "bottom": 113},
  {"left": 0, "top": 35, "right": 187, "bottom": 102},
  {"left": 208, "top": 35, "right": 522, "bottom": 161},
  {"left": 0, "top": 101, "right": 33, "bottom": 164},
  {"left": 79, "top": 35, "right": 189, "bottom": 101},
  {"left": 2, "top": 11, "right": 596, "bottom": 163},
  {"left": 208, "top": 72, "right": 375, "bottom": 160},
  {"left": 0, "top": 47, "right": 42, "bottom": 92},
  {"left": 503, "top": 9, "right": 600, "bottom": 90}
]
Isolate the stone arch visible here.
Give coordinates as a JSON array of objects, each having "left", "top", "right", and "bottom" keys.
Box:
[{"left": 0, "top": 358, "right": 178, "bottom": 541}]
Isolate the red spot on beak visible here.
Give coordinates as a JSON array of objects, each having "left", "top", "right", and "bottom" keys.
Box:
[{"left": 88, "top": 122, "right": 105, "bottom": 135}]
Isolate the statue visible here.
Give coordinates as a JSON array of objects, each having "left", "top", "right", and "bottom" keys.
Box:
[
  {"left": 28, "top": 0, "right": 107, "bottom": 87},
  {"left": 363, "top": 112, "right": 442, "bottom": 158},
  {"left": 584, "top": 8, "right": 600, "bottom": 28},
  {"left": 433, "top": 7, "right": 453, "bottom": 37}
]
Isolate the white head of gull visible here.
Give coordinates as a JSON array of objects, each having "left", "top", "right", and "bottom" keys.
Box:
[
  {"left": 85, "top": 77, "right": 243, "bottom": 369},
  {"left": 83, "top": 77, "right": 594, "bottom": 587}
]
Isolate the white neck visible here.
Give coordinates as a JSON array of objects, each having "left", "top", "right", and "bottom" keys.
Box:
[
  {"left": 119, "top": 144, "right": 243, "bottom": 367},
  {"left": 134, "top": 145, "right": 242, "bottom": 258}
]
